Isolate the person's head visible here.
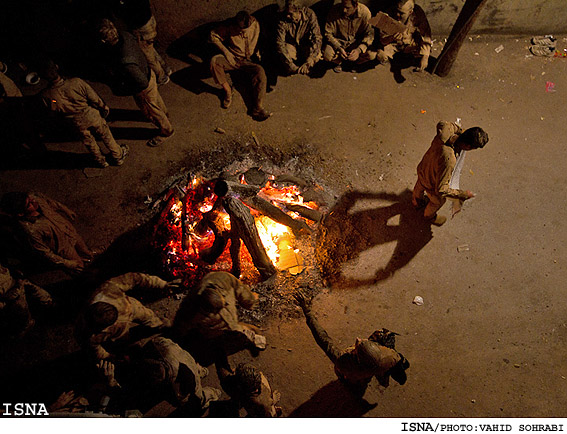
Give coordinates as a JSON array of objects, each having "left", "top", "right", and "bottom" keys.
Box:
[
  {"left": 395, "top": 0, "right": 415, "bottom": 23},
  {"left": 235, "top": 11, "right": 253, "bottom": 30},
  {"left": 213, "top": 179, "right": 229, "bottom": 198},
  {"left": 455, "top": 127, "right": 489, "bottom": 151},
  {"left": 198, "top": 286, "right": 225, "bottom": 314},
  {"left": 38, "top": 60, "right": 60, "bottom": 83},
  {"left": 86, "top": 302, "right": 118, "bottom": 331},
  {"left": 98, "top": 18, "right": 120, "bottom": 46},
  {"left": 353, "top": 338, "right": 388, "bottom": 371},
  {"left": 137, "top": 359, "right": 168, "bottom": 385},
  {"left": 0, "top": 192, "right": 38, "bottom": 219},
  {"left": 387, "top": 353, "right": 410, "bottom": 385},
  {"left": 285, "top": 0, "right": 302, "bottom": 22},
  {"left": 233, "top": 363, "right": 262, "bottom": 398},
  {"left": 341, "top": 0, "right": 358, "bottom": 17}
]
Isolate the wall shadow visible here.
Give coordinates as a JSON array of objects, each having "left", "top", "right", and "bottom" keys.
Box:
[
  {"left": 289, "top": 380, "right": 377, "bottom": 417},
  {"left": 317, "top": 189, "right": 433, "bottom": 288}
]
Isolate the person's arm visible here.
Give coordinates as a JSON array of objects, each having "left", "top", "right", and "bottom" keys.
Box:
[
  {"left": 80, "top": 79, "right": 106, "bottom": 111},
  {"left": 324, "top": 9, "right": 342, "bottom": 52},
  {"left": 412, "top": 7, "right": 432, "bottom": 70},
  {"left": 231, "top": 275, "right": 259, "bottom": 310},
  {"left": 305, "top": 9, "right": 323, "bottom": 66},
  {"left": 275, "top": 21, "right": 297, "bottom": 72},
  {"left": 437, "top": 159, "right": 474, "bottom": 201},
  {"left": 210, "top": 24, "right": 237, "bottom": 66},
  {"left": 294, "top": 292, "right": 342, "bottom": 364},
  {"left": 25, "top": 228, "right": 83, "bottom": 271},
  {"left": 356, "top": 9, "right": 374, "bottom": 53},
  {"left": 102, "top": 272, "right": 181, "bottom": 293}
]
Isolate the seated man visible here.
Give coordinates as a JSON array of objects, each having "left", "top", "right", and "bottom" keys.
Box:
[
  {"left": 295, "top": 292, "right": 409, "bottom": 396},
  {"left": 1, "top": 192, "right": 92, "bottom": 273},
  {"left": 0, "top": 264, "right": 53, "bottom": 337},
  {"left": 375, "top": 0, "right": 432, "bottom": 72},
  {"left": 76, "top": 272, "right": 181, "bottom": 360},
  {"left": 412, "top": 121, "right": 489, "bottom": 226},
  {"left": 209, "top": 11, "right": 271, "bottom": 121},
  {"left": 276, "top": 0, "right": 322, "bottom": 76},
  {"left": 323, "top": 0, "right": 375, "bottom": 72},
  {"left": 39, "top": 60, "right": 128, "bottom": 168},
  {"left": 173, "top": 271, "right": 266, "bottom": 358},
  {"left": 217, "top": 361, "right": 282, "bottom": 417}
]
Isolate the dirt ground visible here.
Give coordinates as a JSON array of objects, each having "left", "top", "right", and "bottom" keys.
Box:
[{"left": 1, "top": 34, "right": 567, "bottom": 419}]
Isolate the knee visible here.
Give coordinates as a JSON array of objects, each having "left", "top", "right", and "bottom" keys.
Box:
[{"left": 323, "top": 45, "right": 336, "bottom": 62}]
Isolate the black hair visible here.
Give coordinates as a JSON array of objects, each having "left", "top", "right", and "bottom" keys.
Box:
[
  {"left": 457, "top": 127, "right": 489, "bottom": 150},
  {"left": 233, "top": 363, "right": 262, "bottom": 397},
  {"left": 87, "top": 302, "right": 119, "bottom": 330},
  {"left": 235, "top": 11, "right": 252, "bottom": 29},
  {"left": 38, "top": 60, "right": 59, "bottom": 82},
  {"left": 199, "top": 286, "right": 224, "bottom": 313}
]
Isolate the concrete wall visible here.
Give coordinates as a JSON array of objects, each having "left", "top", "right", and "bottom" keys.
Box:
[{"left": 154, "top": 0, "right": 567, "bottom": 46}]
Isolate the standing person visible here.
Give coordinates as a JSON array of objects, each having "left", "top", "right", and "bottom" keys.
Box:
[
  {"left": 98, "top": 18, "right": 174, "bottom": 147},
  {"left": 1, "top": 192, "right": 93, "bottom": 273},
  {"left": 209, "top": 11, "right": 272, "bottom": 121},
  {"left": 39, "top": 61, "right": 128, "bottom": 168},
  {"left": 295, "top": 292, "right": 409, "bottom": 396},
  {"left": 375, "top": 0, "right": 432, "bottom": 72},
  {"left": 323, "top": 0, "right": 375, "bottom": 73},
  {"left": 412, "top": 121, "right": 489, "bottom": 226},
  {"left": 275, "top": 0, "right": 322, "bottom": 76},
  {"left": 111, "top": 0, "right": 172, "bottom": 85}
]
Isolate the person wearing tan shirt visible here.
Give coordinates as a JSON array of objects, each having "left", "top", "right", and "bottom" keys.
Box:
[
  {"left": 376, "top": 0, "right": 432, "bottom": 72},
  {"left": 295, "top": 292, "right": 409, "bottom": 396},
  {"left": 1, "top": 191, "right": 93, "bottom": 273},
  {"left": 323, "top": 0, "right": 375, "bottom": 72},
  {"left": 276, "top": 0, "right": 322, "bottom": 76},
  {"left": 413, "top": 121, "right": 489, "bottom": 226},
  {"left": 210, "top": 11, "right": 271, "bottom": 121},
  {"left": 39, "top": 61, "right": 128, "bottom": 168}
]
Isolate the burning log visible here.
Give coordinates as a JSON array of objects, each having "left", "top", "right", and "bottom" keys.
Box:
[
  {"left": 242, "top": 196, "right": 311, "bottom": 237},
  {"left": 224, "top": 180, "right": 311, "bottom": 237},
  {"left": 284, "top": 203, "right": 322, "bottom": 223},
  {"left": 216, "top": 181, "right": 277, "bottom": 280}
]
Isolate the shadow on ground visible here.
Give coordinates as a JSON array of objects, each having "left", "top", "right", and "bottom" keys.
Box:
[
  {"left": 289, "top": 380, "right": 378, "bottom": 417},
  {"left": 317, "top": 189, "right": 433, "bottom": 287}
]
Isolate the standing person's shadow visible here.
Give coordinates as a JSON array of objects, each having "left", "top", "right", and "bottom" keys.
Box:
[
  {"left": 289, "top": 380, "right": 378, "bottom": 417},
  {"left": 317, "top": 189, "right": 432, "bottom": 287}
]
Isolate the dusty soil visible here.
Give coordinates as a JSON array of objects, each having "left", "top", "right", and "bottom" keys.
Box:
[{"left": 1, "top": 35, "right": 567, "bottom": 418}]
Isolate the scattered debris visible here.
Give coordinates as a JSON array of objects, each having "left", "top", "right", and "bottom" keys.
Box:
[
  {"left": 318, "top": 115, "right": 332, "bottom": 120},
  {"left": 82, "top": 167, "right": 104, "bottom": 179},
  {"left": 251, "top": 131, "right": 260, "bottom": 146},
  {"left": 545, "top": 81, "right": 556, "bottom": 93},
  {"left": 214, "top": 127, "right": 226, "bottom": 134},
  {"left": 514, "top": 364, "right": 521, "bottom": 368},
  {"left": 471, "top": 399, "right": 476, "bottom": 404},
  {"left": 420, "top": 109, "right": 427, "bottom": 114},
  {"left": 495, "top": 45, "right": 504, "bottom": 53},
  {"left": 413, "top": 296, "right": 424, "bottom": 306},
  {"left": 457, "top": 244, "right": 470, "bottom": 253}
]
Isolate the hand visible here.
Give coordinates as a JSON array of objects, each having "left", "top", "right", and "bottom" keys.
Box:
[
  {"left": 100, "top": 105, "right": 110, "bottom": 119},
  {"left": 288, "top": 63, "right": 299, "bottom": 75},
  {"left": 338, "top": 48, "right": 348, "bottom": 59},
  {"left": 393, "top": 32, "right": 404, "bottom": 42},
  {"left": 292, "top": 290, "right": 312, "bottom": 312},
  {"left": 225, "top": 51, "right": 237, "bottom": 67},
  {"left": 48, "top": 391, "right": 76, "bottom": 412},
  {"left": 65, "top": 259, "right": 84, "bottom": 273},
  {"left": 297, "top": 63, "right": 311, "bottom": 75},
  {"left": 414, "top": 56, "right": 428, "bottom": 72},
  {"left": 96, "top": 360, "right": 120, "bottom": 388},
  {"left": 347, "top": 48, "right": 361, "bottom": 62},
  {"left": 164, "top": 278, "right": 183, "bottom": 292},
  {"left": 465, "top": 190, "right": 476, "bottom": 199}
]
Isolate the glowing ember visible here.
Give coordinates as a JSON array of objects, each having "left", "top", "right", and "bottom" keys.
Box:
[{"left": 154, "top": 174, "right": 313, "bottom": 284}]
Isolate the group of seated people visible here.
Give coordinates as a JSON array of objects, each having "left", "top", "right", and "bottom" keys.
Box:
[
  {"left": 211, "top": 0, "right": 432, "bottom": 120},
  {"left": 0, "top": 187, "right": 410, "bottom": 417}
]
